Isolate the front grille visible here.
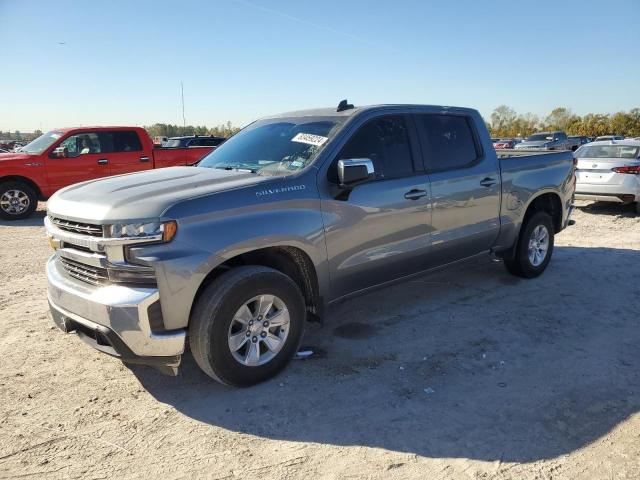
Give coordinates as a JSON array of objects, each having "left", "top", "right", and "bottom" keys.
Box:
[
  {"left": 61, "top": 242, "right": 93, "bottom": 253},
  {"left": 50, "top": 216, "right": 104, "bottom": 237},
  {"left": 59, "top": 256, "right": 109, "bottom": 286}
]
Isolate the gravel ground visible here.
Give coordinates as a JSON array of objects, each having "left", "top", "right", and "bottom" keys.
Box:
[{"left": 0, "top": 201, "right": 639, "bottom": 480}]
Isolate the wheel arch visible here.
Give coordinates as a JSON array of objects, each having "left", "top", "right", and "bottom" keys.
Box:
[
  {"left": 522, "top": 190, "right": 563, "bottom": 233},
  {"left": 190, "top": 244, "right": 323, "bottom": 324},
  {"left": 0, "top": 175, "right": 44, "bottom": 200}
]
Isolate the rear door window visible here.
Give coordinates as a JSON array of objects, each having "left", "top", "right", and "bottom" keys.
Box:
[
  {"left": 101, "top": 131, "right": 143, "bottom": 153},
  {"left": 416, "top": 114, "right": 479, "bottom": 171}
]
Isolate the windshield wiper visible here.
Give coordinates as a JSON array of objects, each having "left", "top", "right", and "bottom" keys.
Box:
[{"left": 213, "top": 165, "right": 258, "bottom": 174}]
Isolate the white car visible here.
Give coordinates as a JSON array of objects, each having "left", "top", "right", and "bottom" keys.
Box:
[
  {"left": 594, "top": 135, "right": 624, "bottom": 142},
  {"left": 574, "top": 140, "right": 640, "bottom": 213}
]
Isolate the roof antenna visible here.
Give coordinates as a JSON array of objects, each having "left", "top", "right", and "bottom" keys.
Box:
[{"left": 337, "top": 99, "right": 354, "bottom": 112}]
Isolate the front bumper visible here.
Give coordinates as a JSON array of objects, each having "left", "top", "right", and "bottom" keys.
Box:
[{"left": 47, "top": 256, "right": 186, "bottom": 371}]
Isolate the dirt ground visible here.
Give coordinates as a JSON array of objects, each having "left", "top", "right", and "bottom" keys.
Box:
[{"left": 0, "top": 201, "right": 639, "bottom": 480}]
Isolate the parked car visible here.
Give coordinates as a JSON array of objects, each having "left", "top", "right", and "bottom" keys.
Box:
[
  {"left": 0, "top": 127, "right": 216, "bottom": 220},
  {"left": 567, "top": 135, "right": 590, "bottom": 151},
  {"left": 493, "top": 138, "right": 517, "bottom": 149},
  {"left": 45, "top": 102, "right": 575, "bottom": 386},
  {"left": 574, "top": 139, "right": 640, "bottom": 213},
  {"left": 594, "top": 135, "right": 624, "bottom": 142},
  {"left": 163, "top": 135, "right": 226, "bottom": 148},
  {"left": 514, "top": 131, "right": 571, "bottom": 150}
]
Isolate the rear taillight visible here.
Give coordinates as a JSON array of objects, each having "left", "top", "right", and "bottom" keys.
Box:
[{"left": 612, "top": 165, "right": 640, "bottom": 174}]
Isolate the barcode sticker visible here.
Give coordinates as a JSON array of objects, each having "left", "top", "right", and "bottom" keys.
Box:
[{"left": 291, "top": 133, "right": 328, "bottom": 146}]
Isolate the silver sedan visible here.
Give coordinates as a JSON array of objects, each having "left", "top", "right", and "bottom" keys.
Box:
[{"left": 574, "top": 140, "right": 640, "bottom": 213}]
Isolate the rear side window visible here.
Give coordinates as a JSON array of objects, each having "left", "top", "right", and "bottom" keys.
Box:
[
  {"left": 102, "top": 131, "right": 142, "bottom": 153},
  {"left": 417, "top": 114, "right": 479, "bottom": 171},
  {"left": 337, "top": 115, "right": 414, "bottom": 181},
  {"left": 188, "top": 138, "right": 220, "bottom": 147}
]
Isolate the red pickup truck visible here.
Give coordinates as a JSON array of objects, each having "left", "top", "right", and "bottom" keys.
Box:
[{"left": 0, "top": 126, "right": 216, "bottom": 219}]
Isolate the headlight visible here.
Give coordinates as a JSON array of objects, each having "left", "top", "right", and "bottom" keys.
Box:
[{"left": 108, "top": 220, "right": 177, "bottom": 242}]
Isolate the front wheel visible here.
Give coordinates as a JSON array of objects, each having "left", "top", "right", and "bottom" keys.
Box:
[
  {"left": 503, "top": 211, "right": 555, "bottom": 278},
  {"left": 0, "top": 181, "right": 38, "bottom": 220},
  {"left": 189, "top": 266, "right": 306, "bottom": 387}
]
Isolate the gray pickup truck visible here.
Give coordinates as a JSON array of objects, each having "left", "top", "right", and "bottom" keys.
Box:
[
  {"left": 45, "top": 102, "right": 575, "bottom": 386},
  {"left": 514, "top": 131, "right": 571, "bottom": 151}
]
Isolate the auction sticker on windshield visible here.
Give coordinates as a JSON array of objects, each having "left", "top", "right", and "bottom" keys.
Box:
[{"left": 291, "top": 133, "right": 328, "bottom": 146}]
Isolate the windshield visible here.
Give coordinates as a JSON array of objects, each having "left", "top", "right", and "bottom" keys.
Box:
[
  {"left": 198, "top": 117, "right": 343, "bottom": 175},
  {"left": 575, "top": 145, "right": 639, "bottom": 159},
  {"left": 526, "top": 133, "right": 553, "bottom": 142},
  {"left": 21, "top": 131, "right": 64, "bottom": 154}
]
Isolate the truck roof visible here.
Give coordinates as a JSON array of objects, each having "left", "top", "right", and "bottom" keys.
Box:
[
  {"left": 51, "top": 126, "right": 144, "bottom": 133},
  {"left": 266, "top": 104, "right": 480, "bottom": 119}
]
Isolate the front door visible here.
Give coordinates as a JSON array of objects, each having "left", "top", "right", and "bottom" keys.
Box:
[
  {"left": 320, "top": 114, "right": 432, "bottom": 300},
  {"left": 45, "top": 132, "right": 111, "bottom": 191},
  {"left": 414, "top": 113, "right": 501, "bottom": 265}
]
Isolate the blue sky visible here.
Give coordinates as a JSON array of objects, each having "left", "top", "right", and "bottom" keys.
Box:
[{"left": 1, "top": 0, "right": 639, "bottom": 132}]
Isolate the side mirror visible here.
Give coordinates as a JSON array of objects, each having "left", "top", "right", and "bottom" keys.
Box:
[
  {"left": 52, "top": 146, "right": 68, "bottom": 158},
  {"left": 337, "top": 159, "right": 375, "bottom": 187}
]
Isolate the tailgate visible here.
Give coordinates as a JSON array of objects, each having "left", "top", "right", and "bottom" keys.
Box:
[{"left": 152, "top": 148, "right": 187, "bottom": 168}]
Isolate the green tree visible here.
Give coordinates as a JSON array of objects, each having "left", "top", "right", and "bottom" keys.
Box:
[
  {"left": 490, "top": 105, "right": 517, "bottom": 136},
  {"left": 543, "top": 107, "right": 579, "bottom": 132}
]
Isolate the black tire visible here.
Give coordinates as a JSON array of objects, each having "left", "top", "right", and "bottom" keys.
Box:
[
  {"left": 635, "top": 202, "right": 640, "bottom": 215},
  {"left": 0, "top": 181, "right": 38, "bottom": 220},
  {"left": 189, "top": 266, "right": 305, "bottom": 387},
  {"left": 503, "top": 211, "right": 555, "bottom": 278}
]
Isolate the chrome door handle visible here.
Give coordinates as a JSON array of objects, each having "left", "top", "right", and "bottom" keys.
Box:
[
  {"left": 140, "top": 156, "right": 150, "bottom": 162},
  {"left": 480, "top": 177, "right": 497, "bottom": 187},
  {"left": 97, "top": 158, "right": 108, "bottom": 165},
  {"left": 404, "top": 189, "right": 428, "bottom": 200}
]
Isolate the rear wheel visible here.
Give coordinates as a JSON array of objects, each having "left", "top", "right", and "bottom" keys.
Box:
[
  {"left": 0, "top": 181, "right": 37, "bottom": 220},
  {"left": 503, "top": 211, "right": 555, "bottom": 278},
  {"left": 189, "top": 266, "right": 305, "bottom": 387}
]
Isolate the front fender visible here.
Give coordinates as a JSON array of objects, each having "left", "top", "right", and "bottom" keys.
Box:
[{"left": 129, "top": 199, "right": 328, "bottom": 330}]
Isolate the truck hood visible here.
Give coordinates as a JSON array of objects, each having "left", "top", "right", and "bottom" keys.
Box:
[
  {"left": 47, "top": 166, "right": 274, "bottom": 222},
  {"left": 0, "top": 152, "right": 34, "bottom": 163}
]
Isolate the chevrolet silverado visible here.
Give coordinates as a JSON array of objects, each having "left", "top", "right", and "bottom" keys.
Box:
[{"left": 45, "top": 102, "right": 575, "bottom": 386}]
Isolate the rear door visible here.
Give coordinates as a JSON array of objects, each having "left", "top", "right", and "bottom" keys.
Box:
[
  {"left": 415, "top": 113, "right": 500, "bottom": 265},
  {"left": 320, "top": 114, "right": 432, "bottom": 300},
  {"left": 45, "top": 131, "right": 111, "bottom": 190},
  {"left": 101, "top": 130, "right": 152, "bottom": 175}
]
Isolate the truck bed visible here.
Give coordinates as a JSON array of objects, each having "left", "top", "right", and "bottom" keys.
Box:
[{"left": 493, "top": 148, "right": 575, "bottom": 251}]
